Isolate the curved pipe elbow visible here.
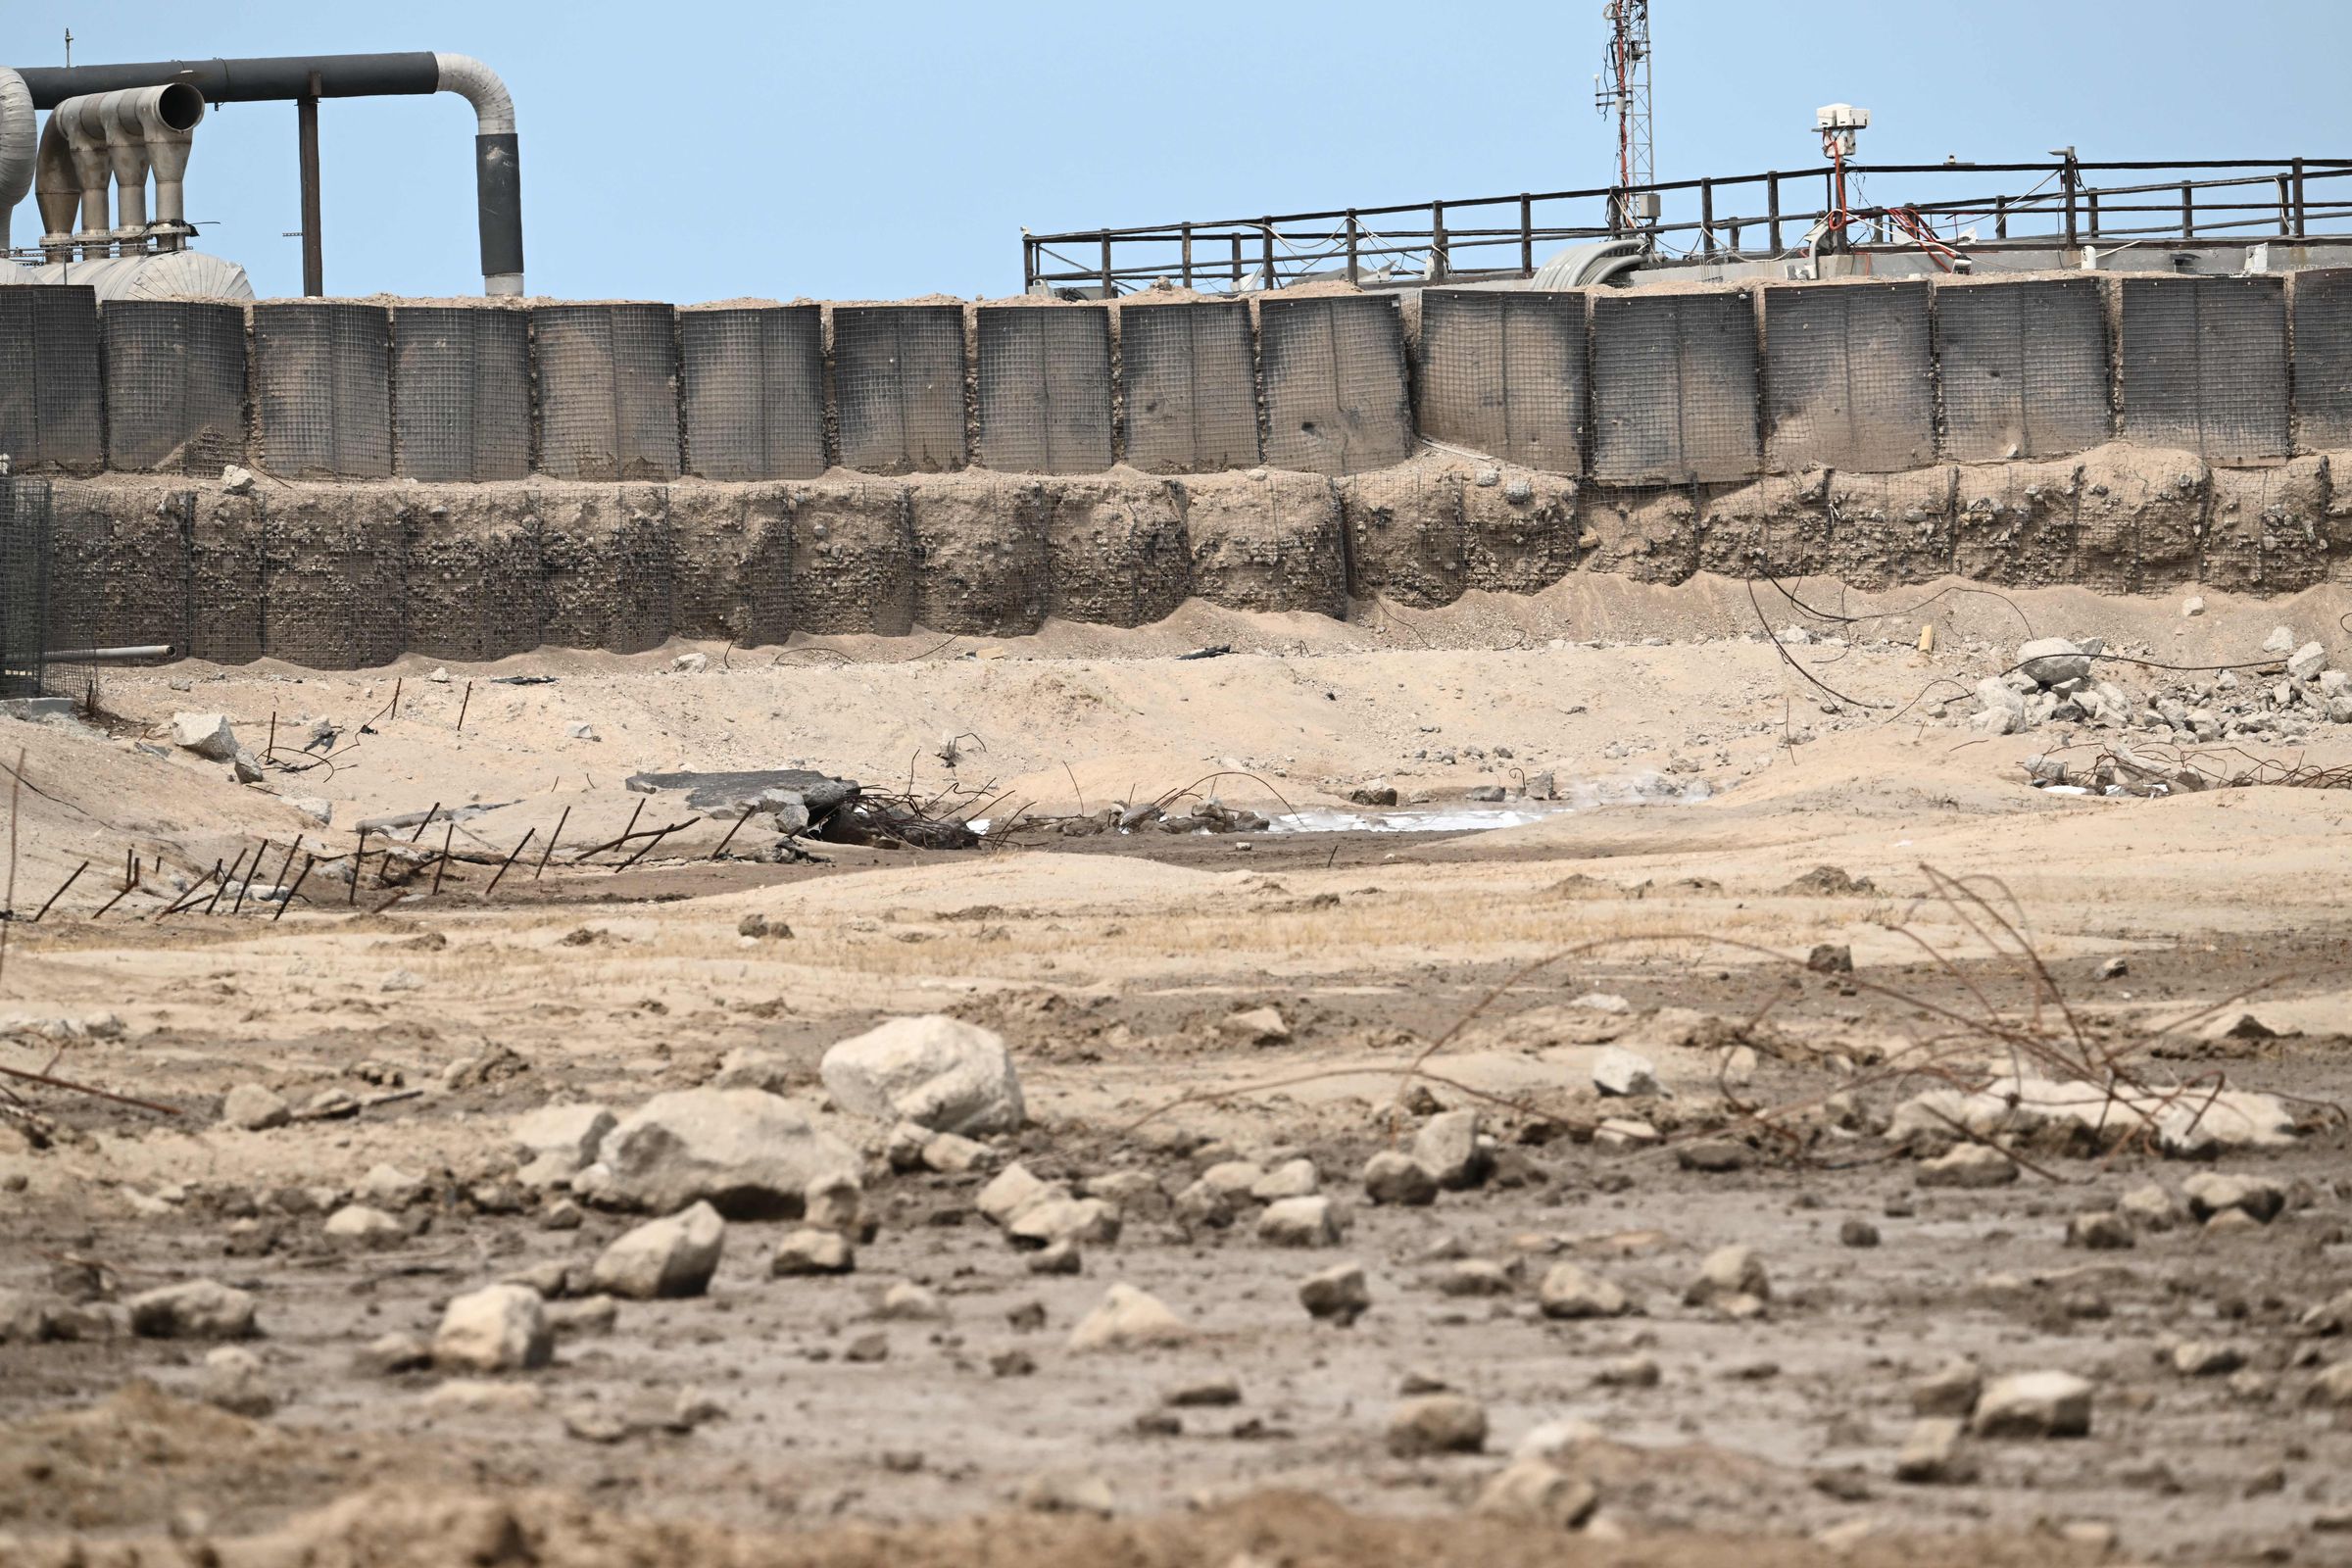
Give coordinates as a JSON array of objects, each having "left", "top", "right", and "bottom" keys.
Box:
[
  {"left": 434, "top": 54, "right": 514, "bottom": 135},
  {"left": 0, "top": 68, "right": 32, "bottom": 251}
]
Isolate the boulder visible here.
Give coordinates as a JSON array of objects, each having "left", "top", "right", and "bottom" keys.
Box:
[
  {"left": 1068, "top": 1284, "right": 1191, "bottom": 1352},
  {"left": 819, "top": 1015, "right": 1024, "bottom": 1135},
  {"left": 573, "top": 1089, "right": 858, "bottom": 1218},
  {"left": 434, "top": 1284, "right": 552, "bottom": 1372},
  {"left": 170, "top": 712, "right": 241, "bottom": 760},
  {"left": 591, "top": 1201, "right": 726, "bottom": 1299},
  {"left": 2288, "top": 641, "right": 2328, "bottom": 681},
  {"left": 2016, "top": 638, "right": 2092, "bottom": 687},
  {"left": 127, "top": 1280, "right": 258, "bottom": 1340},
  {"left": 1256, "top": 1196, "right": 1346, "bottom": 1248}
]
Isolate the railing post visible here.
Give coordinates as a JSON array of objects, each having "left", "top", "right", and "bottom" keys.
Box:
[
  {"left": 1728, "top": 220, "right": 1742, "bottom": 255},
  {"left": 2180, "top": 182, "right": 2194, "bottom": 239},
  {"left": 1231, "top": 233, "right": 1243, "bottom": 290},
  {"left": 1346, "top": 210, "right": 1359, "bottom": 284},
  {"left": 1994, "top": 195, "right": 2008, "bottom": 240},
  {"left": 1699, "top": 178, "right": 1715, "bottom": 257},
  {"left": 2086, "top": 190, "right": 2100, "bottom": 240},
  {"left": 2292, "top": 156, "right": 2308, "bottom": 236},
  {"left": 2276, "top": 174, "right": 2291, "bottom": 235},
  {"left": 1100, "top": 231, "right": 1114, "bottom": 298},
  {"left": 2062, "top": 160, "right": 2079, "bottom": 248},
  {"left": 1608, "top": 187, "right": 1624, "bottom": 239},
  {"left": 1022, "top": 235, "right": 1035, "bottom": 293},
  {"left": 1181, "top": 222, "right": 1194, "bottom": 288},
  {"left": 1260, "top": 217, "right": 1275, "bottom": 291},
  {"left": 1519, "top": 192, "right": 1534, "bottom": 276},
  {"left": 1431, "top": 201, "right": 1447, "bottom": 280},
  {"left": 1767, "top": 172, "right": 1782, "bottom": 252}
]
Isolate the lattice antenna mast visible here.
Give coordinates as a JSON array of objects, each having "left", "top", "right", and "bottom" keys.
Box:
[{"left": 1594, "top": 0, "right": 1655, "bottom": 232}]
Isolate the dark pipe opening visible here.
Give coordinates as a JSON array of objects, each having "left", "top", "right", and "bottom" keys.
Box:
[{"left": 153, "top": 82, "right": 205, "bottom": 132}]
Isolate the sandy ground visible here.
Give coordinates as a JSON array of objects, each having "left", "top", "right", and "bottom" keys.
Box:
[{"left": 1, "top": 575, "right": 2349, "bottom": 1567}]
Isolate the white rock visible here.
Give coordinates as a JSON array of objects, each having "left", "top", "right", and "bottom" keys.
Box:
[
  {"left": 1971, "top": 1370, "right": 2092, "bottom": 1438},
  {"left": 1217, "top": 1005, "right": 1292, "bottom": 1045},
  {"left": 433, "top": 1284, "right": 551, "bottom": 1372},
  {"left": 2287, "top": 641, "right": 2328, "bottom": 680},
  {"left": 1007, "top": 1196, "right": 1121, "bottom": 1249},
  {"left": 2181, "top": 596, "right": 2205, "bottom": 617},
  {"left": 1889, "top": 1074, "right": 2298, "bottom": 1157},
  {"left": 1592, "top": 1046, "right": 1660, "bottom": 1098},
  {"left": 818, "top": 1015, "right": 1024, "bottom": 1135},
  {"left": 920, "top": 1130, "right": 998, "bottom": 1173},
  {"left": 1256, "top": 1195, "right": 1346, "bottom": 1248},
  {"left": 672, "top": 653, "right": 709, "bottom": 673},
  {"left": 591, "top": 1201, "right": 726, "bottom": 1299},
  {"left": 1361, "top": 1151, "right": 1439, "bottom": 1205},
  {"left": 2017, "top": 637, "right": 2092, "bottom": 687},
  {"left": 2263, "top": 625, "right": 2298, "bottom": 654},
  {"left": 511, "top": 1102, "right": 618, "bottom": 1169},
  {"left": 1067, "top": 1283, "right": 1191, "bottom": 1351},
  {"left": 1474, "top": 1457, "right": 1598, "bottom": 1528},
  {"left": 287, "top": 796, "right": 333, "bottom": 825},
  {"left": 1537, "top": 1263, "right": 1630, "bottom": 1319},
  {"left": 220, "top": 1083, "right": 289, "bottom": 1132},
  {"left": 220, "top": 465, "right": 256, "bottom": 495},
  {"left": 170, "top": 712, "right": 240, "bottom": 761},
  {"left": 1413, "top": 1109, "right": 1491, "bottom": 1190},
  {"left": 1686, "top": 1244, "right": 1769, "bottom": 1305},
  {"left": 354, "top": 1163, "right": 425, "bottom": 1207},
  {"left": 576, "top": 1089, "right": 858, "bottom": 1218},
  {"left": 1249, "top": 1157, "right": 1319, "bottom": 1200},
  {"left": 198, "top": 1346, "right": 276, "bottom": 1417},
  {"left": 2180, "top": 1171, "right": 2284, "bottom": 1224},
  {"left": 127, "top": 1280, "right": 258, "bottom": 1340},
  {"left": 976, "top": 1162, "right": 1060, "bottom": 1226},
  {"left": 1916, "top": 1144, "right": 2018, "bottom": 1188},
  {"left": 323, "top": 1204, "right": 406, "bottom": 1248},
  {"left": 1512, "top": 1417, "right": 1603, "bottom": 1462},
  {"left": 770, "top": 1229, "right": 855, "bottom": 1276}
]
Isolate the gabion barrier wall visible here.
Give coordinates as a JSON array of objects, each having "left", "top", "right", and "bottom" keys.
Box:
[
  {"left": 1118, "top": 299, "right": 1259, "bottom": 473},
  {"left": 252, "top": 301, "right": 393, "bottom": 480},
  {"left": 392, "top": 306, "right": 531, "bottom": 482},
  {"left": 679, "top": 305, "right": 825, "bottom": 482},
  {"left": 0, "top": 271, "right": 2343, "bottom": 498},
  {"left": 0, "top": 286, "right": 103, "bottom": 475},
  {"left": 973, "top": 306, "right": 1114, "bottom": 474}
]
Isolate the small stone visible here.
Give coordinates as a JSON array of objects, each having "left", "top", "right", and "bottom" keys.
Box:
[
  {"left": 1806, "top": 943, "right": 1854, "bottom": 975},
  {"left": 2308, "top": 1362, "right": 2352, "bottom": 1407},
  {"left": 1594, "top": 1118, "right": 1660, "bottom": 1151},
  {"left": 1257, "top": 1195, "right": 1345, "bottom": 1248},
  {"left": 2287, "top": 641, "right": 2328, "bottom": 681},
  {"left": 354, "top": 1331, "right": 433, "bottom": 1376},
  {"left": 1165, "top": 1375, "right": 1242, "bottom": 1408},
  {"left": 1298, "top": 1261, "right": 1371, "bottom": 1324},
  {"left": 1538, "top": 1263, "right": 1630, "bottom": 1319},
  {"left": 2094, "top": 956, "right": 2129, "bottom": 980},
  {"left": 1838, "top": 1218, "right": 1881, "bottom": 1249},
  {"left": 546, "top": 1297, "right": 617, "bottom": 1338},
  {"left": 1437, "top": 1260, "right": 1515, "bottom": 1298},
  {"left": 1027, "top": 1240, "right": 1084, "bottom": 1276},
  {"left": 1250, "top": 1158, "right": 1319, "bottom": 1200},
  {"left": 591, "top": 1201, "right": 726, "bottom": 1299},
  {"left": 843, "top": 1332, "right": 890, "bottom": 1363},
  {"left": 1068, "top": 1284, "right": 1189, "bottom": 1352},
  {"left": 1917, "top": 1144, "right": 2018, "bottom": 1189},
  {"left": 2120, "top": 1184, "right": 2180, "bottom": 1231},
  {"left": 2172, "top": 1341, "right": 2246, "bottom": 1377},
  {"left": 197, "top": 1347, "right": 276, "bottom": 1418},
  {"left": 2065, "top": 1211, "right": 2135, "bottom": 1250},
  {"left": 1971, "top": 1370, "right": 2093, "bottom": 1438},
  {"left": 921, "top": 1130, "right": 998, "bottom": 1174},
  {"left": 1686, "top": 1245, "right": 1769, "bottom": 1306},
  {"left": 169, "top": 712, "right": 240, "bottom": 760},
  {"left": 1912, "top": 1358, "right": 1984, "bottom": 1418},
  {"left": 819, "top": 1014, "right": 1025, "bottom": 1135},
  {"left": 1676, "top": 1139, "right": 1749, "bottom": 1173},
  {"left": 1361, "top": 1151, "right": 1440, "bottom": 1206},
  {"left": 433, "top": 1284, "right": 552, "bottom": 1373},
  {"left": 511, "top": 1102, "right": 617, "bottom": 1169},
  {"left": 875, "top": 1281, "right": 945, "bottom": 1321},
  {"left": 1017, "top": 1471, "right": 1114, "bottom": 1517},
  {"left": 1386, "top": 1394, "right": 1487, "bottom": 1457},
  {"left": 1217, "top": 1005, "right": 1292, "bottom": 1046},
  {"left": 2181, "top": 596, "right": 2205, "bottom": 617},
  {"left": 1895, "top": 1417, "right": 1974, "bottom": 1484},
  {"left": 976, "top": 1162, "right": 1057, "bottom": 1226},
  {"left": 1007, "top": 1196, "right": 1120, "bottom": 1250},
  {"left": 1594, "top": 1354, "right": 1661, "bottom": 1388},
  {"left": 220, "top": 1084, "right": 289, "bottom": 1132},
  {"left": 1473, "top": 1457, "right": 1599, "bottom": 1528},
  {"left": 1592, "top": 1046, "right": 1660, "bottom": 1098},
  {"left": 2180, "top": 1172, "right": 2284, "bottom": 1224},
  {"left": 770, "top": 1228, "right": 856, "bottom": 1276},
  {"left": 322, "top": 1204, "right": 406, "bottom": 1249},
  {"left": 127, "top": 1280, "right": 259, "bottom": 1341},
  {"left": 1413, "top": 1109, "right": 1492, "bottom": 1191}
]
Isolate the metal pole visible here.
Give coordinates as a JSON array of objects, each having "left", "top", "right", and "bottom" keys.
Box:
[
  {"left": 2292, "top": 157, "right": 2307, "bottom": 236},
  {"left": 2180, "top": 182, "right": 2194, "bottom": 239},
  {"left": 1259, "top": 218, "right": 1274, "bottom": 290},
  {"left": 2086, "top": 189, "right": 2100, "bottom": 240},
  {"left": 1346, "top": 210, "right": 1359, "bottom": 284},
  {"left": 2062, "top": 159, "right": 2079, "bottom": 248},
  {"left": 1699, "top": 179, "right": 1715, "bottom": 256},
  {"left": 298, "top": 70, "right": 323, "bottom": 297},
  {"left": 1768, "top": 172, "right": 1782, "bottom": 252},
  {"left": 2277, "top": 174, "right": 2292, "bottom": 235},
  {"left": 1430, "top": 201, "right": 1447, "bottom": 280},
  {"left": 1994, "top": 195, "right": 2008, "bottom": 240},
  {"left": 1519, "top": 193, "right": 1533, "bottom": 276},
  {"left": 1180, "top": 221, "right": 1193, "bottom": 288},
  {"left": 1099, "top": 231, "right": 1112, "bottom": 298},
  {"left": 1022, "top": 235, "right": 1034, "bottom": 292},
  {"left": 1230, "top": 233, "right": 1242, "bottom": 289}
]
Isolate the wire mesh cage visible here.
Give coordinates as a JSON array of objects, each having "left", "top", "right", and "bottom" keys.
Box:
[{"left": 0, "top": 475, "right": 50, "bottom": 699}]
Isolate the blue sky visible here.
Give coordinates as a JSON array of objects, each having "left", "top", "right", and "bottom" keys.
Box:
[{"left": 5, "top": 1, "right": 2343, "bottom": 301}]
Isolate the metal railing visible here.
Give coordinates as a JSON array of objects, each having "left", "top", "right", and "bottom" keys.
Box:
[{"left": 1023, "top": 158, "right": 2352, "bottom": 295}]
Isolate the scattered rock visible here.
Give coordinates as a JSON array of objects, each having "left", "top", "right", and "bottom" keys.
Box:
[
  {"left": 510, "top": 1102, "right": 617, "bottom": 1170},
  {"left": 875, "top": 1281, "right": 945, "bottom": 1321},
  {"left": 2172, "top": 1341, "right": 2246, "bottom": 1377},
  {"left": 127, "top": 1280, "right": 258, "bottom": 1341},
  {"left": 1017, "top": 1471, "right": 1115, "bottom": 1517},
  {"left": 322, "top": 1204, "right": 406, "bottom": 1249},
  {"left": 1218, "top": 1005, "right": 1292, "bottom": 1046},
  {"left": 1916, "top": 1144, "right": 2019, "bottom": 1189},
  {"left": 220, "top": 1083, "right": 289, "bottom": 1132},
  {"left": 1007, "top": 1196, "right": 1121, "bottom": 1250},
  {"left": 2065, "top": 1211, "right": 2135, "bottom": 1250},
  {"left": 1538, "top": 1263, "right": 1631, "bottom": 1319},
  {"left": 197, "top": 1347, "right": 276, "bottom": 1418},
  {"left": 1165, "top": 1375, "right": 1241, "bottom": 1408},
  {"left": 1362, "top": 1151, "right": 1440, "bottom": 1206},
  {"left": 2181, "top": 1172, "right": 2284, "bottom": 1224},
  {"left": 1386, "top": 1394, "right": 1487, "bottom": 1457},
  {"left": 1912, "top": 1358, "right": 1983, "bottom": 1418},
  {"left": 170, "top": 712, "right": 240, "bottom": 761},
  {"left": 1895, "top": 1417, "right": 1975, "bottom": 1484},
  {"left": 355, "top": 1331, "right": 433, "bottom": 1376},
  {"left": 1068, "top": 1284, "right": 1190, "bottom": 1352},
  {"left": 1256, "top": 1195, "right": 1346, "bottom": 1248},
  {"left": 1250, "top": 1157, "right": 1319, "bottom": 1200},
  {"left": 1298, "top": 1262, "right": 1371, "bottom": 1324},
  {"left": 591, "top": 1201, "right": 725, "bottom": 1299},
  {"left": 771, "top": 1229, "right": 856, "bottom": 1276},
  {"left": 1839, "top": 1218, "right": 1881, "bottom": 1249},
  {"left": 1805, "top": 943, "right": 1854, "bottom": 975},
  {"left": 1592, "top": 1046, "right": 1660, "bottom": 1098},
  {"left": 1413, "top": 1108, "right": 1493, "bottom": 1190},
  {"left": 575, "top": 1088, "right": 859, "bottom": 1218},
  {"left": 433, "top": 1284, "right": 552, "bottom": 1373},
  {"left": 818, "top": 1014, "right": 1025, "bottom": 1135},
  {"left": 1685, "top": 1245, "right": 1769, "bottom": 1306},
  {"left": 2017, "top": 637, "right": 2093, "bottom": 687},
  {"left": 1474, "top": 1458, "right": 1599, "bottom": 1528},
  {"left": 2120, "top": 1184, "right": 2181, "bottom": 1231},
  {"left": 1971, "top": 1371, "right": 2092, "bottom": 1439}
]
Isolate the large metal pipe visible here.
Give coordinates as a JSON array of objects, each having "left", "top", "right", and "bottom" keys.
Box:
[
  {"left": 0, "top": 69, "right": 32, "bottom": 253},
  {"left": 12, "top": 52, "right": 522, "bottom": 294}
]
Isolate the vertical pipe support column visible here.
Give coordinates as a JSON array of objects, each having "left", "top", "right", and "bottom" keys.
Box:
[{"left": 297, "top": 70, "right": 323, "bottom": 296}]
